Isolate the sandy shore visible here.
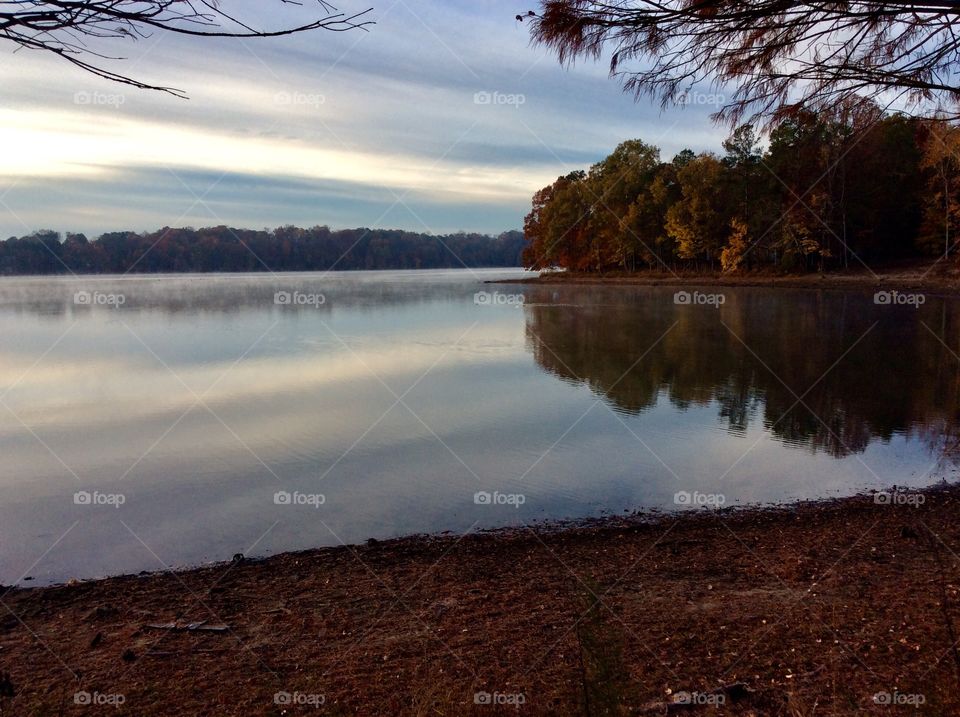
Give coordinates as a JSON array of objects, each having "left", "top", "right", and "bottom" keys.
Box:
[{"left": 2, "top": 484, "right": 959, "bottom": 715}]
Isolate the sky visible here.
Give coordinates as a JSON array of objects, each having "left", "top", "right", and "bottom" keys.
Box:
[{"left": 0, "top": 0, "right": 727, "bottom": 238}]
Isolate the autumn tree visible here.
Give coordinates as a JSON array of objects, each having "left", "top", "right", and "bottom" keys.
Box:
[
  {"left": 918, "top": 120, "right": 960, "bottom": 259},
  {"left": 521, "top": 114, "right": 951, "bottom": 275},
  {"left": 763, "top": 114, "right": 837, "bottom": 269},
  {"left": 621, "top": 161, "right": 680, "bottom": 270},
  {"left": 523, "top": 171, "right": 594, "bottom": 270},
  {"left": 584, "top": 140, "right": 661, "bottom": 271},
  {"left": 0, "top": 226, "right": 525, "bottom": 275},
  {"left": 720, "top": 218, "right": 750, "bottom": 273},
  {"left": 522, "top": 182, "right": 561, "bottom": 269},
  {"left": 720, "top": 125, "right": 771, "bottom": 270},
  {"left": 528, "top": 0, "right": 960, "bottom": 124},
  {"left": 665, "top": 154, "right": 731, "bottom": 267}
]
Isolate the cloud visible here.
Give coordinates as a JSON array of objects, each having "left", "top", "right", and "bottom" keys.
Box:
[
  {"left": 0, "top": 0, "right": 727, "bottom": 238},
  {"left": 0, "top": 166, "right": 529, "bottom": 236}
]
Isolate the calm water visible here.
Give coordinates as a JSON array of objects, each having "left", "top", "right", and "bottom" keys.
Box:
[{"left": 1, "top": 269, "right": 957, "bottom": 585}]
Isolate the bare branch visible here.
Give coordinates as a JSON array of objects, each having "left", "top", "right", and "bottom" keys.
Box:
[{"left": 0, "top": 1, "right": 374, "bottom": 96}]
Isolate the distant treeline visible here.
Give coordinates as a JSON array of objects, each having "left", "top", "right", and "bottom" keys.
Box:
[
  {"left": 523, "top": 108, "right": 960, "bottom": 273},
  {"left": 0, "top": 226, "right": 525, "bottom": 275}
]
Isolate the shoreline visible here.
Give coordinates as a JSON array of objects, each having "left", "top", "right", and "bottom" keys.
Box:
[
  {"left": 3, "top": 492, "right": 887, "bottom": 592},
  {"left": 3, "top": 484, "right": 960, "bottom": 714},
  {"left": 490, "top": 265, "right": 960, "bottom": 295}
]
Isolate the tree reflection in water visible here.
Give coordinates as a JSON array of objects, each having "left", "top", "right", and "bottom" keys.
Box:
[{"left": 522, "top": 286, "right": 960, "bottom": 460}]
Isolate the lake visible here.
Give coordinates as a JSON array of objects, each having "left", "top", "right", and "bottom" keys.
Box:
[{"left": 0, "top": 269, "right": 956, "bottom": 585}]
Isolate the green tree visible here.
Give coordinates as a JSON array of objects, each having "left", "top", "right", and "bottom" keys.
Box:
[
  {"left": 665, "top": 154, "right": 731, "bottom": 268},
  {"left": 584, "top": 140, "right": 661, "bottom": 271}
]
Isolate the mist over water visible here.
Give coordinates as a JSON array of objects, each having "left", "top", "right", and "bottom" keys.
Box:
[{"left": 0, "top": 270, "right": 955, "bottom": 584}]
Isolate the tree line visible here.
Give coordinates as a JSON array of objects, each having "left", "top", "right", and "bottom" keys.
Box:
[
  {"left": 522, "top": 109, "right": 960, "bottom": 273},
  {"left": 0, "top": 226, "right": 525, "bottom": 275}
]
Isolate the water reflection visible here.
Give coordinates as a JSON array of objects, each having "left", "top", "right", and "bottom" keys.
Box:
[
  {"left": 523, "top": 286, "right": 960, "bottom": 459},
  {"left": 0, "top": 272, "right": 956, "bottom": 585}
]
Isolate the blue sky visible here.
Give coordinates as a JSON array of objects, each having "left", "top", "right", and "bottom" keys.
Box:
[{"left": 0, "top": 0, "right": 727, "bottom": 237}]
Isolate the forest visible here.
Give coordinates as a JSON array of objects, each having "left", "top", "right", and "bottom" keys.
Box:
[
  {"left": 0, "top": 226, "right": 525, "bottom": 275},
  {"left": 522, "top": 108, "right": 960, "bottom": 273}
]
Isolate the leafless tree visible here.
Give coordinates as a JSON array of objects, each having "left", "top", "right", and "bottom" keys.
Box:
[
  {"left": 528, "top": 0, "right": 960, "bottom": 124},
  {"left": 1, "top": 1, "right": 373, "bottom": 96}
]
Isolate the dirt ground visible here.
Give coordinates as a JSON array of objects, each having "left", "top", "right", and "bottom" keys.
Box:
[{"left": 2, "top": 484, "right": 960, "bottom": 715}]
